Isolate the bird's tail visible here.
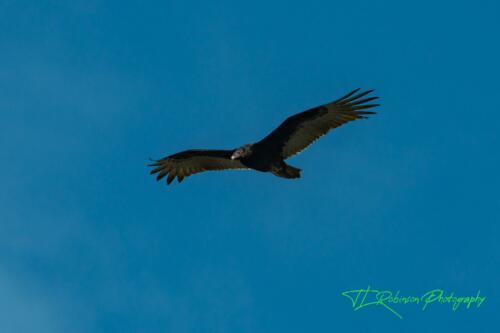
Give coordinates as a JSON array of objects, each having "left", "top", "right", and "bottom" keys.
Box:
[
  {"left": 271, "top": 163, "right": 301, "bottom": 179},
  {"left": 284, "top": 164, "right": 301, "bottom": 178}
]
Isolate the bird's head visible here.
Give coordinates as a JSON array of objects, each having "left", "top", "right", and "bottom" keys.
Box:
[{"left": 231, "top": 144, "right": 253, "bottom": 160}]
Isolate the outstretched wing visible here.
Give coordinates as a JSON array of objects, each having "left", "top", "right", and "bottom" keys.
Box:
[
  {"left": 149, "top": 149, "right": 249, "bottom": 185},
  {"left": 255, "top": 89, "right": 379, "bottom": 159}
]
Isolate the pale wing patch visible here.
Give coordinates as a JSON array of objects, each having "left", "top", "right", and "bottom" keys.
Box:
[
  {"left": 150, "top": 155, "right": 249, "bottom": 185},
  {"left": 280, "top": 87, "right": 379, "bottom": 160},
  {"left": 281, "top": 110, "right": 358, "bottom": 158}
]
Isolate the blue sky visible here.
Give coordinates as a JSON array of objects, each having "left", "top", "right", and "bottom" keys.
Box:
[{"left": 1, "top": 0, "right": 499, "bottom": 332}]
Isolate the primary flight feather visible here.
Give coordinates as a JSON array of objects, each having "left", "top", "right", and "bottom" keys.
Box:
[{"left": 149, "top": 88, "right": 379, "bottom": 185}]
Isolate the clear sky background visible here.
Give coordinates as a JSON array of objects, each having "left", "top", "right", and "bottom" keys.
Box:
[{"left": 1, "top": 0, "right": 499, "bottom": 332}]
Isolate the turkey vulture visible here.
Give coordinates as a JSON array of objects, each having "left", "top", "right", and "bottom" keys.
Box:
[{"left": 149, "top": 88, "right": 379, "bottom": 185}]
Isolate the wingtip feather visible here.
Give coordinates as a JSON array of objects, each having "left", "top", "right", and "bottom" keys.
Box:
[{"left": 333, "top": 88, "right": 361, "bottom": 103}]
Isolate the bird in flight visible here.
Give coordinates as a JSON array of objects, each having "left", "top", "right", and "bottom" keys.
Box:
[{"left": 149, "top": 88, "right": 379, "bottom": 185}]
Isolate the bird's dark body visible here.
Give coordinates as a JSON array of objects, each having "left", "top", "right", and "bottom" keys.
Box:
[
  {"left": 238, "top": 106, "right": 328, "bottom": 176},
  {"left": 239, "top": 145, "right": 275, "bottom": 172},
  {"left": 149, "top": 89, "right": 379, "bottom": 185},
  {"left": 240, "top": 150, "right": 299, "bottom": 178}
]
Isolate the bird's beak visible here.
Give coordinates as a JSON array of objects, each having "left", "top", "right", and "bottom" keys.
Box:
[{"left": 230, "top": 155, "right": 236, "bottom": 160}]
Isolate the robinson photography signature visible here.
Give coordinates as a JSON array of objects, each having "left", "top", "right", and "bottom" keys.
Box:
[{"left": 341, "top": 286, "right": 486, "bottom": 319}]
